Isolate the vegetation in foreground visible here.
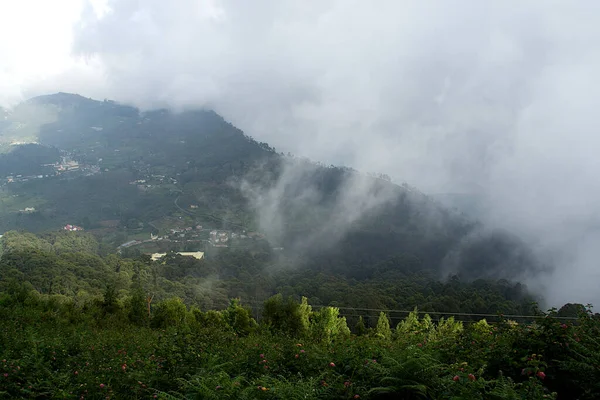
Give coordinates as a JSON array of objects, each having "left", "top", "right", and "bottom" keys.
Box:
[{"left": 0, "top": 287, "right": 599, "bottom": 400}]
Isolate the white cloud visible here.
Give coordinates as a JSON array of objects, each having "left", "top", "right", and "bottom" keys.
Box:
[{"left": 3, "top": 0, "right": 600, "bottom": 306}]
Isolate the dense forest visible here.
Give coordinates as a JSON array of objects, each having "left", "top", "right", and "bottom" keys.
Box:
[
  {"left": 0, "top": 93, "right": 545, "bottom": 284},
  {"left": 0, "top": 231, "right": 598, "bottom": 399}
]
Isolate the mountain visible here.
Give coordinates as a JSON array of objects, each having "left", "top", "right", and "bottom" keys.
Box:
[{"left": 0, "top": 93, "right": 545, "bottom": 284}]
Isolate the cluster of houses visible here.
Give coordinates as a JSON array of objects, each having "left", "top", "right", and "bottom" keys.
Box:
[
  {"left": 3, "top": 158, "right": 99, "bottom": 186},
  {"left": 128, "top": 175, "right": 178, "bottom": 191},
  {"left": 210, "top": 230, "right": 230, "bottom": 247},
  {"left": 64, "top": 224, "right": 84, "bottom": 231}
]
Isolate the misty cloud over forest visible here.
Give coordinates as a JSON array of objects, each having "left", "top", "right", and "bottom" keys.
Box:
[{"left": 2, "top": 0, "right": 600, "bottom": 306}]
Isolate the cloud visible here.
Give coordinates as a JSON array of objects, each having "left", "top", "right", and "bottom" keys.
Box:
[
  {"left": 239, "top": 158, "right": 398, "bottom": 254},
  {"left": 4, "top": 0, "right": 600, "bottom": 306}
]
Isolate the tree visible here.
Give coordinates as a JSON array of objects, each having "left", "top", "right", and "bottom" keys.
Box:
[
  {"left": 375, "top": 311, "right": 392, "bottom": 340},
  {"left": 128, "top": 288, "right": 148, "bottom": 326},
  {"left": 224, "top": 298, "right": 256, "bottom": 336},
  {"left": 355, "top": 315, "right": 367, "bottom": 336}
]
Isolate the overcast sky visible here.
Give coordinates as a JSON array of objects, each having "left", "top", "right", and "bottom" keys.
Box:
[{"left": 2, "top": 0, "right": 600, "bottom": 306}]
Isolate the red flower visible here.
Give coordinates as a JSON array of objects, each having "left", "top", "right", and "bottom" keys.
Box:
[
  {"left": 468, "top": 374, "right": 476, "bottom": 381},
  {"left": 295, "top": 354, "right": 299, "bottom": 359},
  {"left": 453, "top": 375, "right": 460, "bottom": 381},
  {"left": 259, "top": 353, "right": 265, "bottom": 359},
  {"left": 537, "top": 371, "right": 546, "bottom": 380},
  {"left": 329, "top": 362, "right": 335, "bottom": 367}
]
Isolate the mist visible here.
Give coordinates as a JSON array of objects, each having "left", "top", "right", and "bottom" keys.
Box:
[{"left": 3, "top": 0, "right": 600, "bottom": 307}]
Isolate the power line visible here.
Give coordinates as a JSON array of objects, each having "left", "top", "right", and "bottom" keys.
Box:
[{"left": 241, "top": 300, "right": 579, "bottom": 321}]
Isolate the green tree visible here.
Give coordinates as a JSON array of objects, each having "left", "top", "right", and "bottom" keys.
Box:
[
  {"left": 375, "top": 311, "right": 392, "bottom": 340},
  {"left": 224, "top": 298, "right": 256, "bottom": 336}
]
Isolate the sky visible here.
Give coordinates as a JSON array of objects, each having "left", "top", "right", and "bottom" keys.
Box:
[{"left": 2, "top": 0, "right": 600, "bottom": 307}]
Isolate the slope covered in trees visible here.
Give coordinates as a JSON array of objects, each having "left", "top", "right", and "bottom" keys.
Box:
[{"left": 0, "top": 93, "right": 545, "bottom": 283}]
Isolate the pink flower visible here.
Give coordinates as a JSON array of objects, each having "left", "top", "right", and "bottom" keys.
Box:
[
  {"left": 100, "top": 384, "right": 105, "bottom": 389},
  {"left": 453, "top": 375, "right": 460, "bottom": 381},
  {"left": 3, "top": 373, "right": 8, "bottom": 377},
  {"left": 417, "top": 343, "right": 423, "bottom": 347},
  {"left": 329, "top": 362, "right": 335, "bottom": 367},
  {"left": 300, "top": 349, "right": 305, "bottom": 353},
  {"left": 216, "top": 385, "right": 222, "bottom": 390},
  {"left": 295, "top": 354, "right": 299, "bottom": 359},
  {"left": 344, "top": 381, "right": 351, "bottom": 387},
  {"left": 354, "top": 395, "right": 360, "bottom": 399},
  {"left": 537, "top": 371, "right": 546, "bottom": 380},
  {"left": 468, "top": 374, "right": 476, "bottom": 381},
  {"left": 74, "top": 371, "right": 78, "bottom": 375},
  {"left": 259, "top": 354, "right": 265, "bottom": 359}
]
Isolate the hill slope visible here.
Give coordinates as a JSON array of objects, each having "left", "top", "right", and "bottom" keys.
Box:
[{"left": 0, "top": 93, "right": 545, "bottom": 283}]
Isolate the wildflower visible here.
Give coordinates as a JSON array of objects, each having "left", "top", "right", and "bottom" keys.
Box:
[
  {"left": 3, "top": 373, "right": 7, "bottom": 377},
  {"left": 75, "top": 371, "right": 79, "bottom": 375},
  {"left": 100, "top": 384, "right": 105, "bottom": 389},
  {"left": 259, "top": 354, "right": 265, "bottom": 359},
  {"left": 329, "top": 362, "right": 335, "bottom": 367},
  {"left": 354, "top": 395, "right": 360, "bottom": 399},
  {"left": 561, "top": 324, "right": 567, "bottom": 329},
  {"left": 321, "top": 380, "right": 328, "bottom": 387},
  {"left": 537, "top": 371, "right": 546, "bottom": 380},
  {"left": 264, "top": 365, "right": 268, "bottom": 369},
  {"left": 453, "top": 375, "right": 460, "bottom": 381},
  {"left": 295, "top": 354, "right": 299, "bottom": 359},
  {"left": 300, "top": 349, "right": 305, "bottom": 353},
  {"left": 468, "top": 374, "right": 476, "bottom": 381},
  {"left": 344, "top": 381, "right": 351, "bottom": 387},
  {"left": 417, "top": 343, "right": 422, "bottom": 347},
  {"left": 372, "top": 359, "right": 377, "bottom": 363},
  {"left": 216, "top": 386, "right": 222, "bottom": 390}
]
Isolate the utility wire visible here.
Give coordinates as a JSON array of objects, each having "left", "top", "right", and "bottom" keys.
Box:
[{"left": 241, "top": 300, "right": 579, "bottom": 321}]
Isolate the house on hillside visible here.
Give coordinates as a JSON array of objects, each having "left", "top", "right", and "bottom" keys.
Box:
[{"left": 64, "top": 224, "right": 84, "bottom": 231}]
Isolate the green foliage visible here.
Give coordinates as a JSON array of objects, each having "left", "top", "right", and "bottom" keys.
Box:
[
  {"left": 224, "top": 298, "right": 257, "bottom": 336},
  {"left": 310, "top": 306, "right": 350, "bottom": 343},
  {"left": 375, "top": 312, "right": 392, "bottom": 340},
  {"left": 152, "top": 297, "right": 190, "bottom": 330},
  {"left": 0, "top": 290, "right": 593, "bottom": 399},
  {"left": 262, "top": 294, "right": 309, "bottom": 337}
]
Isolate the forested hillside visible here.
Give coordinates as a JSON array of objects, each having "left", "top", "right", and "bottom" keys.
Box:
[
  {"left": 0, "top": 231, "right": 598, "bottom": 399},
  {"left": 0, "top": 93, "right": 596, "bottom": 399},
  {"left": 0, "top": 93, "right": 545, "bottom": 283}
]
